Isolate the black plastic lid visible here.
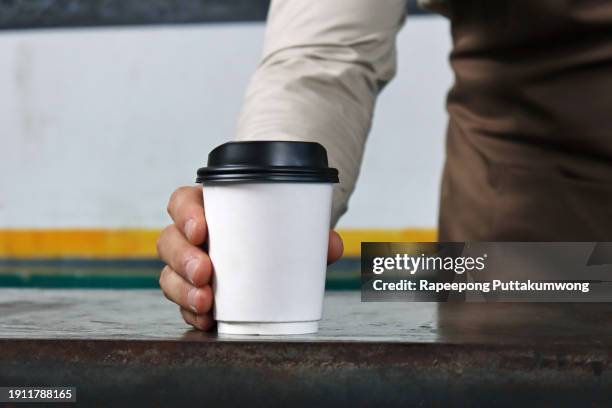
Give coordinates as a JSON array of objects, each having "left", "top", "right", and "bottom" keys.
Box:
[{"left": 196, "top": 141, "right": 339, "bottom": 183}]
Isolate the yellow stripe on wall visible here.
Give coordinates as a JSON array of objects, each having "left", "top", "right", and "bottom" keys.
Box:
[
  {"left": 0, "top": 228, "right": 437, "bottom": 259},
  {"left": 338, "top": 229, "right": 437, "bottom": 257},
  {"left": 0, "top": 229, "right": 160, "bottom": 259}
]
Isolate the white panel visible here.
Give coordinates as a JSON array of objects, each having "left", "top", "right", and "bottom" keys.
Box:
[
  {"left": 0, "top": 17, "right": 452, "bottom": 229},
  {"left": 338, "top": 17, "right": 452, "bottom": 228}
]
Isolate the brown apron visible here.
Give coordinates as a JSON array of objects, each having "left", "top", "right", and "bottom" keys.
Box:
[{"left": 438, "top": 0, "right": 612, "bottom": 241}]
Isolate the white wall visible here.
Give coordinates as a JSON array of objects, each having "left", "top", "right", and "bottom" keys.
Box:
[{"left": 0, "top": 17, "right": 452, "bottom": 229}]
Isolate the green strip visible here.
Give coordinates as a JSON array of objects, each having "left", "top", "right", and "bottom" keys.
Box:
[
  {"left": 0, "top": 258, "right": 361, "bottom": 290},
  {"left": 0, "top": 274, "right": 157, "bottom": 289}
]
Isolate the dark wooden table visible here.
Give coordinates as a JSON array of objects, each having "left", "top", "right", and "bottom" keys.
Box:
[{"left": 1, "top": 289, "right": 611, "bottom": 407}]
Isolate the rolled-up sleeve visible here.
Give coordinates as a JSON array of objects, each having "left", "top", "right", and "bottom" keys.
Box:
[{"left": 235, "top": 0, "right": 406, "bottom": 226}]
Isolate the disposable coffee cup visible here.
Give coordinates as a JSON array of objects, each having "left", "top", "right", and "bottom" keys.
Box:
[{"left": 196, "top": 141, "right": 339, "bottom": 335}]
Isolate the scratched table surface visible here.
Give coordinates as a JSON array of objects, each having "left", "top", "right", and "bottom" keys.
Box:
[
  {"left": 1, "top": 289, "right": 612, "bottom": 344},
  {"left": 1, "top": 289, "right": 612, "bottom": 407}
]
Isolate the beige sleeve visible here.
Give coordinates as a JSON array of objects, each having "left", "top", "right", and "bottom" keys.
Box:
[{"left": 235, "top": 0, "right": 406, "bottom": 226}]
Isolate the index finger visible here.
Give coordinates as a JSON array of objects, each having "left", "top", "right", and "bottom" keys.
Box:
[{"left": 167, "top": 186, "right": 207, "bottom": 245}]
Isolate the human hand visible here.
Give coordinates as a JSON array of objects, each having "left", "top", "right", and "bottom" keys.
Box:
[{"left": 157, "top": 185, "right": 344, "bottom": 331}]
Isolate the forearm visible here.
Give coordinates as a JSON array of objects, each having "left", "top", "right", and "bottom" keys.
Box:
[{"left": 235, "top": 0, "right": 406, "bottom": 226}]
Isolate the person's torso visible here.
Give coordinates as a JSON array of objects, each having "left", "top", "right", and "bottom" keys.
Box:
[{"left": 438, "top": 0, "right": 612, "bottom": 241}]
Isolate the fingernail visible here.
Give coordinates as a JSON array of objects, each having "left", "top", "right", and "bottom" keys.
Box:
[
  {"left": 185, "top": 257, "right": 199, "bottom": 284},
  {"left": 185, "top": 218, "right": 196, "bottom": 242},
  {"left": 187, "top": 287, "right": 199, "bottom": 313}
]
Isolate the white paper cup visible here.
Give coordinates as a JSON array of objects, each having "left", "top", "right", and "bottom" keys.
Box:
[{"left": 196, "top": 141, "right": 339, "bottom": 335}]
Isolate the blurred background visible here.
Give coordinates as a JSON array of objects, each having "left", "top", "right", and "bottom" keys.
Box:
[{"left": 0, "top": 0, "right": 452, "bottom": 289}]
